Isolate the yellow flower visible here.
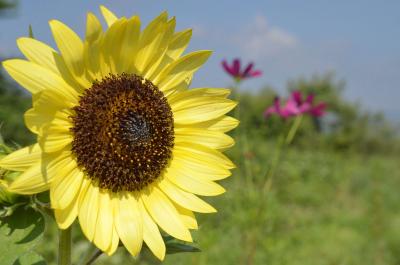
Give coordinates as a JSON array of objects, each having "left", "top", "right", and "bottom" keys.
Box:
[{"left": 0, "top": 6, "right": 237, "bottom": 260}]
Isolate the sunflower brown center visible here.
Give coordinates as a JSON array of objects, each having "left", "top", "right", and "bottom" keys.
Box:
[{"left": 71, "top": 74, "right": 174, "bottom": 192}]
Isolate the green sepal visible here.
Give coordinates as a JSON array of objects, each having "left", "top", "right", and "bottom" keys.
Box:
[{"left": 163, "top": 235, "right": 201, "bottom": 255}]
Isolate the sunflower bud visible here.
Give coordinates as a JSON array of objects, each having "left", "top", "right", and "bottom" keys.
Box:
[{"left": 0, "top": 180, "right": 17, "bottom": 205}]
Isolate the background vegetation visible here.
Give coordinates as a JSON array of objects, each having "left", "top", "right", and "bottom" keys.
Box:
[
  {"left": 1, "top": 2, "right": 400, "bottom": 263},
  {"left": 1, "top": 66, "right": 399, "bottom": 264}
]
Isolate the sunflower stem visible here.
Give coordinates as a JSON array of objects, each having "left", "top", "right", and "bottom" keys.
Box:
[
  {"left": 84, "top": 249, "right": 103, "bottom": 265},
  {"left": 58, "top": 227, "right": 72, "bottom": 265}
]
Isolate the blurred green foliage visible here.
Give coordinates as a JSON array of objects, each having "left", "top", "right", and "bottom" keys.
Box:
[
  {"left": 238, "top": 73, "right": 400, "bottom": 154},
  {"left": 0, "top": 71, "right": 34, "bottom": 146},
  {"left": 34, "top": 140, "right": 400, "bottom": 265}
]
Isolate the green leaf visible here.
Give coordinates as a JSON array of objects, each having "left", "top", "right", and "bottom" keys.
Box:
[
  {"left": 165, "top": 241, "right": 201, "bottom": 255},
  {"left": 13, "top": 252, "right": 46, "bottom": 265},
  {"left": 28, "top": 25, "right": 34, "bottom": 39},
  {"left": 0, "top": 207, "right": 45, "bottom": 264}
]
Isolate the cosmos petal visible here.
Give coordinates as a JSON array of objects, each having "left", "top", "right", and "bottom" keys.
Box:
[
  {"left": 0, "top": 144, "right": 42, "bottom": 171},
  {"left": 139, "top": 200, "right": 166, "bottom": 260},
  {"left": 142, "top": 186, "right": 192, "bottom": 242},
  {"left": 158, "top": 178, "right": 216, "bottom": 213},
  {"left": 115, "top": 193, "right": 143, "bottom": 257}
]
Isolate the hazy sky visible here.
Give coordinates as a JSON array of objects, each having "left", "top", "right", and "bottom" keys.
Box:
[{"left": 1, "top": 0, "right": 399, "bottom": 117}]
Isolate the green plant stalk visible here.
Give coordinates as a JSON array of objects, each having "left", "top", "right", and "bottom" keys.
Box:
[
  {"left": 58, "top": 227, "right": 72, "bottom": 265},
  {"left": 245, "top": 115, "right": 303, "bottom": 263},
  {"left": 232, "top": 81, "right": 253, "bottom": 183},
  {"left": 263, "top": 115, "right": 303, "bottom": 193}
]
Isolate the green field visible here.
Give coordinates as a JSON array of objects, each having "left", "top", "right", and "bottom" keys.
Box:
[{"left": 34, "top": 136, "right": 400, "bottom": 265}]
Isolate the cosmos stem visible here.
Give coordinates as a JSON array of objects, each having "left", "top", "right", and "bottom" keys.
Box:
[
  {"left": 263, "top": 114, "right": 303, "bottom": 194},
  {"left": 58, "top": 227, "right": 72, "bottom": 265},
  {"left": 232, "top": 81, "right": 253, "bottom": 183}
]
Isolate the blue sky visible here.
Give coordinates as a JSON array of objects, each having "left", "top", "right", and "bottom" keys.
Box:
[{"left": 1, "top": 0, "right": 400, "bottom": 117}]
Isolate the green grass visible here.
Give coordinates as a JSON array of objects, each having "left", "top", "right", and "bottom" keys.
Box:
[{"left": 37, "top": 135, "right": 400, "bottom": 265}]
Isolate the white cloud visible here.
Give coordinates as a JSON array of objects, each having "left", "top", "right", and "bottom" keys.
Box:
[{"left": 236, "top": 15, "right": 297, "bottom": 58}]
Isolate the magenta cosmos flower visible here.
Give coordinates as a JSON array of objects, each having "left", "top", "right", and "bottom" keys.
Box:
[
  {"left": 264, "top": 90, "right": 327, "bottom": 119},
  {"left": 222, "top": 58, "right": 262, "bottom": 81}
]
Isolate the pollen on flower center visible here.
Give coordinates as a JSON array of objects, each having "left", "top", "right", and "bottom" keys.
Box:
[{"left": 70, "top": 73, "right": 174, "bottom": 192}]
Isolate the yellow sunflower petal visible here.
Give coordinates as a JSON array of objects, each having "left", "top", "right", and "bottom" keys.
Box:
[
  {"left": 100, "top": 18, "right": 128, "bottom": 75},
  {"left": 174, "top": 143, "right": 235, "bottom": 169},
  {"left": 100, "top": 5, "right": 118, "bottom": 27},
  {"left": 166, "top": 163, "right": 226, "bottom": 196},
  {"left": 168, "top": 88, "right": 231, "bottom": 105},
  {"left": 38, "top": 130, "right": 73, "bottom": 153},
  {"left": 16, "top": 37, "right": 59, "bottom": 74},
  {"left": 154, "top": 50, "right": 212, "bottom": 92},
  {"left": 93, "top": 191, "right": 114, "bottom": 252},
  {"left": 105, "top": 226, "right": 120, "bottom": 256},
  {"left": 158, "top": 178, "right": 216, "bottom": 213},
  {"left": 143, "top": 17, "right": 176, "bottom": 79},
  {"left": 172, "top": 97, "right": 237, "bottom": 124},
  {"left": 167, "top": 29, "right": 192, "bottom": 60},
  {"left": 141, "top": 186, "right": 192, "bottom": 242},
  {"left": 139, "top": 200, "right": 166, "bottom": 260},
  {"left": 51, "top": 166, "right": 83, "bottom": 209},
  {"left": 172, "top": 156, "right": 231, "bottom": 181},
  {"left": 115, "top": 193, "right": 143, "bottom": 257},
  {"left": 118, "top": 16, "right": 141, "bottom": 74},
  {"left": 2, "top": 59, "right": 78, "bottom": 100},
  {"left": 7, "top": 164, "right": 49, "bottom": 194},
  {"left": 86, "top": 12, "right": 102, "bottom": 43},
  {"left": 174, "top": 204, "right": 198, "bottom": 230},
  {"left": 54, "top": 193, "right": 79, "bottom": 229},
  {"left": 177, "top": 116, "right": 239, "bottom": 133},
  {"left": 25, "top": 108, "right": 72, "bottom": 135},
  {"left": 175, "top": 128, "right": 234, "bottom": 150},
  {"left": 0, "top": 144, "right": 41, "bottom": 171},
  {"left": 134, "top": 12, "right": 169, "bottom": 74},
  {"left": 49, "top": 20, "right": 84, "bottom": 78},
  {"left": 79, "top": 183, "right": 100, "bottom": 242}
]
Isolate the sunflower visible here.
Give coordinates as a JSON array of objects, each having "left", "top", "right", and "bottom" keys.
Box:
[{"left": 0, "top": 5, "right": 237, "bottom": 260}]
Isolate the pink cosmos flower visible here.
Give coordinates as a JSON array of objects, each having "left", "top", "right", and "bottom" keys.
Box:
[
  {"left": 291, "top": 90, "right": 327, "bottom": 117},
  {"left": 222, "top": 58, "right": 262, "bottom": 81},
  {"left": 264, "top": 90, "right": 327, "bottom": 119}
]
